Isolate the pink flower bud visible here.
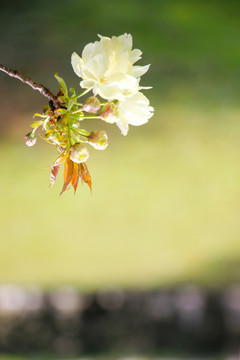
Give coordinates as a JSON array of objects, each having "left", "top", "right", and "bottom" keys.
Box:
[
  {"left": 88, "top": 131, "right": 108, "bottom": 150},
  {"left": 24, "top": 132, "right": 37, "bottom": 147},
  {"left": 82, "top": 96, "right": 101, "bottom": 113},
  {"left": 99, "top": 102, "right": 118, "bottom": 123},
  {"left": 70, "top": 143, "right": 89, "bottom": 163}
]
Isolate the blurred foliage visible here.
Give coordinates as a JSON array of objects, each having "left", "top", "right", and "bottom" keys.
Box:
[{"left": 1, "top": 104, "right": 240, "bottom": 289}]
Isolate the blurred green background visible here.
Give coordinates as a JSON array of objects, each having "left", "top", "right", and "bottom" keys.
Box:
[{"left": 1, "top": 0, "right": 240, "bottom": 291}]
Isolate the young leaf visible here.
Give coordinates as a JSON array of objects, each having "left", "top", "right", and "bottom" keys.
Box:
[
  {"left": 33, "top": 113, "right": 46, "bottom": 118},
  {"left": 70, "top": 87, "right": 76, "bottom": 97},
  {"left": 70, "top": 129, "right": 82, "bottom": 145},
  {"left": 49, "top": 165, "right": 60, "bottom": 188},
  {"left": 54, "top": 108, "right": 66, "bottom": 114},
  {"left": 43, "top": 117, "right": 51, "bottom": 131},
  {"left": 72, "top": 128, "right": 90, "bottom": 137},
  {"left": 39, "top": 133, "right": 54, "bottom": 144},
  {"left": 31, "top": 120, "right": 44, "bottom": 128},
  {"left": 51, "top": 151, "right": 69, "bottom": 168},
  {"left": 60, "top": 157, "right": 74, "bottom": 196},
  {"left": 71, "top": 162, "right": 80, "bottom": 194},
  {"left": 80, "top": 162, "right": 92, "bottom": 192},
  {"left": 70, "top": 113, "right": 84, "bottom": 121},
  {"left": 54, "top": 73, "right": 68, "bottom": 97},
  {"left": 67, "top": 99, "right": 75, "bottom": 111}
]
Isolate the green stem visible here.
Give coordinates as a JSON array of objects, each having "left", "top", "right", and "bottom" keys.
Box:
[
  {"left": 71, "top": 109, "right": 83, "bottom": 115},
  {"left": 82, "top": 116, "right": 100, "bottom": 119},
  {"left": 75, "top": 88, "right": 91, "bottom": 99},
  {"left": 71, "top": 109, "right": 100, "bottom": 120}
]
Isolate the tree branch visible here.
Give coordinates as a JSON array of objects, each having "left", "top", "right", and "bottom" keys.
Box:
[{"left": 0, "top": 64, "right": 60, "bottom": 108}]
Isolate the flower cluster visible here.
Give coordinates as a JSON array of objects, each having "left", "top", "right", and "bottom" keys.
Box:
[
  {"left": 25, "top": 34, "right": 154, "bottom": 195},
  {"left": 72, "top": 33, "right": 154, "bottom": 135}
]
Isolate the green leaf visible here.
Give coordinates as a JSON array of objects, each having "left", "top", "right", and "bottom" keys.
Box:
[
  {"left": 42, "top": 105, "right": 50, "bottom": 114},
  {"left": 39, "top": 133, "right": 53, "bottom": 144},
  {"left": 67, "top": 99, "right": 75, "bottom": 111},
  {"left": 43, "top": 119, "right": 51, "bottom": 132},
  {"left": 54, "top": 73, "right": 68, "bottom": 97},
  {"left": 70, "top": 113, "right": 84, "bottom": 121},
  {"left": 72, "top": 128, "right": 90, "bottom": 137},
  {"left": 33, "top": 113, "right": 45, "bottom": 118},
  {"left": 54, "top": 108, "right": 66, "bottom": 115},
  {"left": 31, "top": 120, "right": 44, "bottom": 128},
  {"left": 70, "top": 88, "right": 76, "bottom": 97},
  {"left": 70, "top": 130, "right": 81, "bottom": 145}
]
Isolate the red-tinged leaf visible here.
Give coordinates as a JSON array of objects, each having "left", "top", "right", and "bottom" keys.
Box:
[
  {"left": 51, "top": 151, "right": 69, "bottom": 168},
  {"left": 71, "top": 162, "right": 80, "bottom": 194},
  {"left": 80, "top": 162, "right": 92, "bottom": 192},
  {"left": 60, "top": 157, "right": 74, "bottom": 196},
  {"left": 49, "top": 165, "right": 60, "bottom": 189}
]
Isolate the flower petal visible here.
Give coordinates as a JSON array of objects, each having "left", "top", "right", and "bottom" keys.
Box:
[
  {"left": 130, "top": 49, "right": 142, "bottom": 64},
  {"left": 97, "top": 82, "right": 123, "bottom": 100},
  {"left": 116, "top": 117, "right": 129, "bottom": 136},
  {"left": 106, "top": 73, "right": 139, "bottom": 98},
  {"left": 116, "top": 33, "right": 132, "bottom": 52},
  {"left": 84, "top": 53, "right": 107, "bottom": 80},
  {"left": 80, "top": 79, "right": 95, "bottom": 90},
  {"left": 139, "top": 85, "right": 153, "bottom": 90},
  {"left": 97, "top": 34, "right": 110, "bottom": 41},
  {"left": 82, "top": 41, "right": 102, "bottom": 62},
  {"left": 133, "top": 64, "right": 150, "bottom": 78},
  {"left": 118, "top": 92, "right": 154, "bottom": 130},
  {"left": 71, "top": 52, "right": 84, "bottom": 78}
]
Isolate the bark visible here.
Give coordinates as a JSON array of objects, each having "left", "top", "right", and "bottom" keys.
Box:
[{"left": 0, "top": 64, "right": 60, "bottom": 108}]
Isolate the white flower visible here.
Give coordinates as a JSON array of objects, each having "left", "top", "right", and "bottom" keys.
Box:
[
  {"left": 71, "top": 33, "right": 150, "bottom": 100},
  {"left": 115, "top": 92, "right": 154, "bottom": 136}
]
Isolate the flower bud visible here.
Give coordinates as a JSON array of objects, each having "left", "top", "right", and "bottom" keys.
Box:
[
  {"left": 24, "top": 132, "right": 37, "bottom": 146},
  {"left": 88, "top": 131, "right": 108, "bottom": 150},
  {"left": 82, "top": 96, "right": 101, "bottom": 113},
  {"left": 99, "top": 102, "right": 118, "bottom": 123},
  {"left": 70, "top": 143, "right": 89, "bottom": 163}
]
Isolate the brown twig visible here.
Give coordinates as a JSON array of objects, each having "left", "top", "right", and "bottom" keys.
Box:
[{"left": 0, "top": 64, "right": 60, "bottom": 108}]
